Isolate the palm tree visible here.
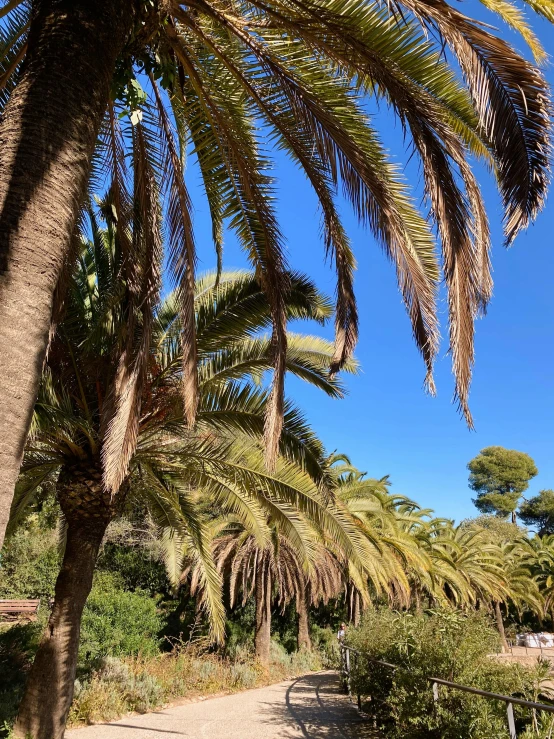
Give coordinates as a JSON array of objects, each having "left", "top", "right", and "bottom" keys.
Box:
[
  {"left": 331, "top": 456, "right": 424, "bottom": 621},
  {"left": 210, "top": 513, "right": 367, "bottom": 665},
  {"left": 10, "top": 208, "right": 353, "bottom": 738},
  {"left": 529, "top": 535, "right": 554, "bottom": 627},
  {"left": 186, "top": 456, "right": 404, "bottom": 664},
  {"left": 335, "top": 466, "right": 544, "bottom": 631},
  {"left": 213, "top": 527, "right": 310, "bottom": 665},
  {"left": 1, "top": 0, "right": 552, "bottom": 547},
  {"left": 400, "top": 515, "right": 541, "bottom": 649},
  {"left": 454, "top": 520, "right": 542, "bottom": 649}
]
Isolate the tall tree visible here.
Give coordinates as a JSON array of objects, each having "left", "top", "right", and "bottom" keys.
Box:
[
  {"left": 519, "top": 490, "right": 554, "bottom": 535},
  {"left": 469, "top": 446, "right": 538, "bottom": 523},
  {"left": 0, "top": 0, "right": 552, "bottom": 547}
]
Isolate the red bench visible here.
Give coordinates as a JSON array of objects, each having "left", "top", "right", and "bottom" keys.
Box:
[{"left": 0, "top": 599, "right": 40, "bottom": 622}]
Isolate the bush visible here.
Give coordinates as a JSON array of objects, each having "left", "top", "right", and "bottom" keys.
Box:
[
  {"left": 347, "top": 608, "right": 553, "bottom": 739},
  {"left": 0, "top": 620, "right": 46, "bottom": 735},
  {"left": 310, "top": 624, "right": 340, "bottom": 666},
  {"left": 230, "top": 662, "right": 257, "bottom": 688},
  {"left": 79, "top": 573, "right": 162, "bottom": 667},
  {"left": 0, "top": 527, "right": 60, "bottom": 601},
  {"left": 97, "top": 544, "right": 170, "bottom": 597},
  {"left": 224, "top": 599, "right": 255, "bottom": 659}
]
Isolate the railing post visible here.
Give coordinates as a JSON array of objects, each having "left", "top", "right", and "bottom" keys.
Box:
[
  {"left": 340, "top": 645, "right": 346, "bottom": 685},
  {"left": 345, "top": 647, "right": 352, "bottom": 698},
  {"left": 354, "top": 652, "right": 362, "bottom": 711},
  {"left": 507, "top": 701, "right": 517, "bottom": 739}
]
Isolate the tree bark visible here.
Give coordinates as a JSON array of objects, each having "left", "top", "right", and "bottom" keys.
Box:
[
  {"left": 495, "top": 601, "right": 509, "bottom": 653},
  {"left": 255, "top": 557, "right": 272, "bottom": 666},
  {"left": 14, "top": 463, "right": 123, "bottom": 738},
  {"left": 0, "top": 0, "right": 134, "bottom": 547},
  {"left": 14, "top": 518, "right": 108, "bottom": 739},
  {"left": 347, "top": 584, "right": 361, "bottom": 627},
  {"left": 297, "top": 579, "right": 311, "bottom": 651}
]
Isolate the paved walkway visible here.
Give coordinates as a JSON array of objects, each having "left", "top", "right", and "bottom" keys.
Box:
[{"left": 66, "top": 671, "right": 377, "bottom": 738}]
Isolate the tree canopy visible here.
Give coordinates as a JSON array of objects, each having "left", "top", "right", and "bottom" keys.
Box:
[
  {"left": 468, "top": 446, "right": 538, "bottom": 522},
  {"left": 519, "top": 490, "right": 554, "bottom": 536}
]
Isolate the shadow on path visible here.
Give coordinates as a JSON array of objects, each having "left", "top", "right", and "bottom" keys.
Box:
[{"left": 259, "top": 672, "right": 378, "bottom": 738}]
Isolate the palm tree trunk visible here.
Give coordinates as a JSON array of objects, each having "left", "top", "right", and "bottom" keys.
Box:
[
  {"left": 297, "top": 579, "right": 311, "bottom": 651},
  {"left": 14, "top": 464, "right": 123, "bottom": 738},
  {"left": 14, "top": 518, "right": 107, "bottom": 739},
  {"left": 0, "top": 0, "right": 134, "bottom": 547},
  {"left": 255, "top": 557, "right": 272, "bottom": 666},
  {"left": 346, "top": 584, "right": 361, "bottom": 627},
  {"left": 495, "top": 601, "right": 509, "bottom": 653}
]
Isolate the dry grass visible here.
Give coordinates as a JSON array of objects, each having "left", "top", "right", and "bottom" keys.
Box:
[{"left": 68, "top": 640, "right": 323, "bottom": 727}]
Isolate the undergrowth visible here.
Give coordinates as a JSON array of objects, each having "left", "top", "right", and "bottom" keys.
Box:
[{"left": 68, "top": 638, "right": 323, "bottom": 727}]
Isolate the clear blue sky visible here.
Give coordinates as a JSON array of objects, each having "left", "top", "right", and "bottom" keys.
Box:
[{"left": 189, "top": 5, "right": 554, "bottom": 523}]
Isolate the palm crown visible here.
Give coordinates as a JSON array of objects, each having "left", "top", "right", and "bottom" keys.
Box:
[
  {"left": 13, "top": 205, "right": 360, "bottom": 637},
  {"left": 2, "top": 0, "right": 551, "bottom": 480}
]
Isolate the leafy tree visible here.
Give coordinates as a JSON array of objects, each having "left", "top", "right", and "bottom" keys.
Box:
[
  {"left": 468, "top": 447, "right": 538, "bottom": 523},
  {"left": 459, "top": 514, "right": 523, "bottom": 543},
  {"left": 1, "top": 0, "right": 553, "bottom": 550},
  {"left": 519, "top": 490, "right": 554, "bottom": 536}
]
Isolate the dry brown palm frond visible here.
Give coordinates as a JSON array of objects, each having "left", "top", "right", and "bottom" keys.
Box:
[
  {"left": 308, "top": 545, "right": 344, "bottom": 604},
  {"left": 210, "top": 531, "right": 302, "bottom": 611},
  {"left": 102, "top": 102, "right": 134, "bottom": 273},
  {"left": 151, "top": 77, "right": 199, "bottom": 427},
  {"left": 101, "top": 123, "right": 163, "bottom": 494},
  {"left": 166, "top": 23, "right": 291, "bottom": 470},
  {"left": 395, "top": 0, "right": 552, "bottom": 242}
]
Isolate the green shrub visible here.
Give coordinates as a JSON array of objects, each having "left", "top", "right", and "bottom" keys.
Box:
[
  {"left": 79, "top": 573, "right": 162, "bottom": 667},
  {"left": 95, "top": 658, "right": 163, "bottom": 712},
  {"left": 289, "top": 647, "right": 323, "bottom": 674},
  {"left": 348, "top": 608, "right": 552, "bottom": 739},
  {"left": 224, "top": 599, "right": 255, "bottom": 659},
  {"left": 230, "top": 663, "right": 257, "bottom": 688},
  {"left": 97, "top": 544, "right": 170, "bottom": 597},
  {"left": 0, "top": 527, "right": 60, "bottom": 600},
  {"left": 310, "top": 624, "right": 339, "bottom": 667},
  {"left": 0, "top": 620, "right": 45, "bottom": 735}
]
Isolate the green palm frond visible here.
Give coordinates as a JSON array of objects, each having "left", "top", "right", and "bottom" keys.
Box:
[
  {"left": 0, "top": 1, "right": 27, "bottom": 113},
  {"left": 2, "top": 0, "right": 552, "bottom": 451}
]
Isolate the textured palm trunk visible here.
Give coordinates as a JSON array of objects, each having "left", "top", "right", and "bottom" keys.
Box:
[
  {"left": 14, "top": 465, "right": 121, "bottom": 738},
  {"left": 495, "top": 601, "right": 509, "bottom": 653},
  {"left": 346, "top": 585, "right": 361, "bottom": 627},
  {"left": 296, "top": 579, "right": 311, "bottom": 651},
  {"left": 255, "top": 558, "right": 272, "bottom": 666},
  {"left": 14, "top": 520, "right": 106, "bottom": 738},
  {"left": 0, "top": 0, "right": 134, "bottom": 547}
]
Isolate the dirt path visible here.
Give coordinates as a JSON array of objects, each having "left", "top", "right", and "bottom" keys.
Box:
[{"left": 66, "top": 671, "right": 378, "bottom": 738}]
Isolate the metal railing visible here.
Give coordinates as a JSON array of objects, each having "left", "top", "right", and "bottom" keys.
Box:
[{"left": 340, "top": 644, "right": 554, "bottom": 739}]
